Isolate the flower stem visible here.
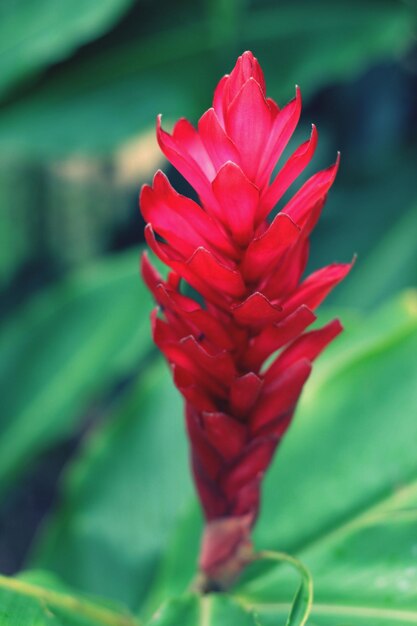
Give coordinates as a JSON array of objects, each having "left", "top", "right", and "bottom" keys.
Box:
[{"left": 253, "top": 550, "right": 313, "bottom": 626}]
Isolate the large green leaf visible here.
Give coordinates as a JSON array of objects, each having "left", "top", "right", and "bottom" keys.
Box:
[
  {"left": 0, "top": 572, "right": 139, "bottom": 626},
  {"left": 334, "top": 202, "right": 417, "bottom": 309},
  {"left": 32, "top": 359, "right": 193, "bottom": 610},
  {"left": 0, "top": 0, "right": 413, "bottom": 156},
  {"left": 0, "top": 0, "right": 136, "bottom": 98},
  {"left": 148, "top": 594, "right": 258, "bottom": 626},
  {"left": 0, "top": 248, "right": 152, "bottom": 494},
  {"left": 237, "top": 490, "right": 417, "bottom": 624}
]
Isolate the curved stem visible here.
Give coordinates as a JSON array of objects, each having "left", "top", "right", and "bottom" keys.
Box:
[{"left": 253, "top": 550, "right": 313, "bottom": 626}]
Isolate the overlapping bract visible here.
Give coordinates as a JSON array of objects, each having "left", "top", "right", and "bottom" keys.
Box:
[{"left": 140, "top": 51, "right": 351, "bottom": 586}]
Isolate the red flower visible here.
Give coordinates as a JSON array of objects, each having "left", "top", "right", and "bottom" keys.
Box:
[{"left": 140, "top": 51, "right": 352, "bottom": 589}]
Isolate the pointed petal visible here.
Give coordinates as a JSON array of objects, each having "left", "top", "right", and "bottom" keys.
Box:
[
  {"left": 257, "top": 410, "right": 294, "bottom": 440},
  {"left": 156, "top": 115, "right": 214, "bottom": 206},
  {"left": 187, "top": 408, "right": 222, "bottom": 482},
  {"left": 226, "top": 78, "right": 272, "bottom": 180},
  {"left": 141, "top": 252, "right": 164, "bottom": 299},
  {"left": 229, "top": 372, "right": 263, "bottom": 418},
  {"left": 252, "top": 359, "right": 312, "bottom": 431},
  {"left": 244, "top": 305, "right": 316, "bottom": 370},
  {"left": 261, "top": 125, "right": 318, "bottom": 217},
  {"left": 269, "top": 319, "right": 343, "bottom": 376},
  {"left": 262, "top": 235, "right": 311, "bottom": 301},
  {"left": 188, "top": 310, "right": 234, "bottom": 350},
  {"left": 256, "top": 86, "right": 302, "bottom": 187},
  {"left": 242, "top": 213, "right": 300, "bottom": 282},
  {"left": 284, "top": 261, "right": 353, "bottom": 313},
  {"left": 141, "top": 171, "right": 235, "bottom": 258},
  {"left": 223, "top": 437, "right": 277, "bottom": 494},
  {"left": 213, "top": 74, "right": 229, "bottom": 127},
  {"left": 266, "top": 97, "right": 280, "bottom": 118},
  {"left": 283, "top": 154, "right": 340, "bottom": 228},
  {"left": 201, "top": 412, "right": 247, "bottom": 460},
  {"left": 192, "top": 453, "right": 228, "bottom": 519},
  {"left": 145, "top": 225, "right": 245, "bottom": 305},
  {"left": 173, "top": 366, "right": 218, "bottom": 412},
  {"left": 154, "top": 284, "right": 235, "bottom": 350},
  {"left": 227, "top": 51, "right": 266, "bottom": 101},
  {"left": 172, "top": 118, "right": 215, "bottom": 179},
  {"left": 186, "top": 247, "right": 246, "bottom": 299},
  {"left": 174, "top": 336, "right": 236, "bottom": 384},
  {"left": 232, "top": 292, "right": 283, "bottom": 326},
  {"left": 198, "top": 108, "right": 241, "bottom": 171},
  {"left": 162, "top": 336, "right": 235, "bottom": 397},
  {"left": 232, "top": 475, "right": 262, "bottom": 517},
  {"left": 212, "top": 162, "right": 259, "bottom": 245}
]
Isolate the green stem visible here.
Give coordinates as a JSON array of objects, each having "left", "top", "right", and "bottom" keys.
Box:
[{"left": 253, "top": 550, "right": 313, "bottom": 626}]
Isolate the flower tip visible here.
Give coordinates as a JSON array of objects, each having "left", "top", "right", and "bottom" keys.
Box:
[
  {"left": 331, "top": 318, "right": 344, "bottom": 335},
  {"left": 153, "top": 169, "right": 167, "bottom": 186},
  {"left": 139, "top": 181, "right": 152, "bottom": 207},
  {"left": 329, "top": 151, "right": 341, "bottom": 178}
]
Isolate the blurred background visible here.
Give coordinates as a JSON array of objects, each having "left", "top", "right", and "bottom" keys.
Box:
[{"left": 1, "top": 0, "right": 417, "bottom": 614}]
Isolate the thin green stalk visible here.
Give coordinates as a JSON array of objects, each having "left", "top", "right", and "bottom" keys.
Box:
[{"left": 253, "top": 550, "right": 313, "bottom": 626}]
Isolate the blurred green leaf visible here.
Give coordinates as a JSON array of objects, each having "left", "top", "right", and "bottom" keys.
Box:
[
  {"left": 31, "top": 359, "right": 193, "bottom": 610},
  {"left": 237, "top": 494, "right": 417, "bottom": 624},
  {"left": 248, "top": 0, "right": 414, "bottom": 103},
  {"left": 311, "top": 149, "right": 417, "bottom": 311},
  {"left": 334, "top": 202, "right": 417, "bottom": 309},
  {"left": 0, "top": 0, "right": 414, "bottom": 156},
  {"left": 0, "top": 248, "right": 151, "bottom": 494},
  {"left": 0, "top": 571, "right": 139, "bottom": 626},
  {"left": 148, "top": 593, "right": 258, "bottom": 626},
  {"left": 0, "top": 0, "right": 136, "bottom": 98}
]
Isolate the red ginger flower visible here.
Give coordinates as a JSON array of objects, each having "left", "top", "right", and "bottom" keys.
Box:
[{"left": 140, "top": 51, "right": 352, "bottom": 590}]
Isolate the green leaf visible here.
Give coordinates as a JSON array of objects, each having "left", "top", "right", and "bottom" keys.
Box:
[
  {"left": 148, "top": 594, "right": 258, "bottom": 626},
  {"left": 0, "top": 248, "right": 152, "bottom": 494},
  {"left": 31, "top": 359, "right": 193, "bottom": 611},
  {"left": 0, "top": 572, "right": 139, "bottom": 626},
  {"left": 247, "top": 0, "right": 415, "bottom": 103},
  {"left": 0, "top": 0, "right": 414, "bottom": 156},
  {"left": 335, "top": 202, "right": 417, "bottom": 309},
  {"left": 0, "top": 0, "right": 136, "bottom": 98}
]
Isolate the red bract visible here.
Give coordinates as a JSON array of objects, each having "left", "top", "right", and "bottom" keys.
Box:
[{"left": 140, "top": 51, "right": 352, "bottom": 590}]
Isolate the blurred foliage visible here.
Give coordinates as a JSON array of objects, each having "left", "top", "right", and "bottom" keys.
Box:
[
  {"left": 1, "top": 0, "right": 417, "bottom": 623},
  {"left": 0, "top": 250, "right": 152, "bottom": 496},
  {"left": 0, "top": 0, "right": 414, "bottom": 157},
  {"left": 0, "top": 570, "right": 139, "bottom": 625},
  {"left": 0, "top": 0, "right": 137, "bottom": 98}
]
